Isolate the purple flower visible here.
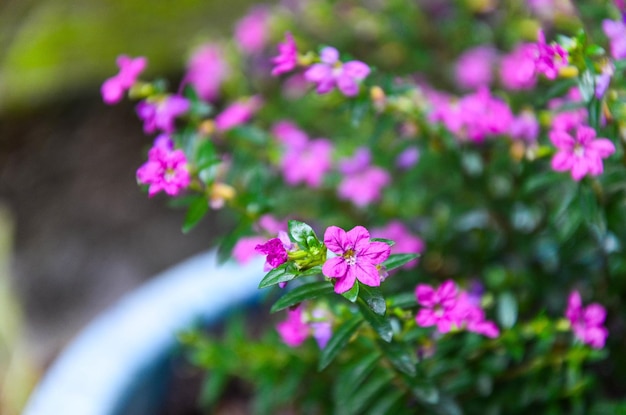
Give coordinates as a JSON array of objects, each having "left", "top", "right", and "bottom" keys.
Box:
[
  {"left": 272, "top": 32, "right": 299, "bottom": 76},
  {"left": 281, "top": 139, "right": 333, "bottom": 188},
  {"left": 136, "top": 144, "right": 191, "bottom": 197},
  {"left": 101, "top": 55, "right": 147, "bottom": 104},
  {"left": 276, "top": 306, "right": 310, "bottom": 347},
  {"left": 339, "top": 147, "right": 371, "bottom": 175},
  {"left": 322, "top": 226, "right": 391, "bottom": 294},
  {"left": 550, "top": 125, "right": 615, "bottom": 181},
  {"left": 272, "top": 120, "right": 309, "bottom": 148},
  {"left": 371, "top": 221, "right": 424, "bottom": 269},
  {"left": 566, "top": 291, "right": 608, "bottom": 349},
  {"left": 215, "top": 96, "right": 262, "bottom": 132},
  {"left": 255, "top": 237, "right": 289, "bottom": 269},
  {"left": 136, "top": 95, "right": 190, "bottom": 134},
  {"left": 454, "top": 46, "right": 498, "bottom": 90},
  {"left": 603, "top": 19, "right": 626, "bottom": 59},
  {"left": 415, "top": 280, "right": 459, "bottom": 333},
  {"left": 533, "top": 30, "right": 568, "bottom": 80},
  {"left": 338, "top": 166, "right": 390, "bottom": 207},
  {"left": 459, "top": 88, "right": 513, "bottom": 142},
  {"left": 184, "top": 44, "right": 229, "bottom": 102},
  {"left": 596, "top": 62, "right": 614, "bottom": 99},
  {"left": 304, "top": 46, "right": 370, "bottom": 97},
  {"left": 395, "top": 146, "right": 420, "bottom": 170},
  {"left": 451, "top": 293, "right": 500, "bottom": 338},
  {"left": 510, "top": 110, "right": 540, "bottom": 143},
  {"left": 499, "top": 43, "right": 538, "bottom": 90},
  {"left": 235, "top": 7, "right": 270, "bottom": 54}
]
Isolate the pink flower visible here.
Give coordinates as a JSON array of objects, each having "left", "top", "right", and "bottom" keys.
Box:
[
  {"left": 454, "top": 46, "right": 497, "bottom": 90},
  {"left": 500, "top": 44, "right": 538, "bottom": 90},
  {"left": 566, "top": 291, "right": 608, "bottom": 349},
  {"left": 272, "top": 32, "right": 299, "bottom": 76},
  {"left": 337, "top": 148, "right": 390, "bottom": 207},
  {"left": 255, "top": 237, "right": 289, "bottom": 269},
  {"left": 276, "top": 306, "right": 310, "bottom": 347},
  {"left": 235, "top": 7, "right": 270, "bottom": 54},
  {"left": 281, "top": 139, "right": 333, "bottom": 188},
  {"left": 396, "top": 146, "right": 420, "bottom": 170},
  {"left": 136, "top": 143, "right": 190, "bottom": 197},
  {"left": 550, "top": 126, "right": 615, "bottom": 181},
  {"left": 215, "top": 96, "right": 262, "bottom": 131},
  {"left": 101, "top": 55, "right": 147, "bottom": 104},
  {"left": 452, "top": 293, "right": 500, "bottom": 338},
  {"left": 459, "top": 88, "right": 513, "bottom": 142},
  {"left": 136, "top": 95, "right": 190, "bottom": 134},
  {"left": 272, "top": 120, "right": 309, "bottom": 148},
  {"left": 322, "top": 225, "right": 391, "bottom": 294},
  {"left": 603, "top": 19, "right": 626, "bottom": 59},
  {"left": 304, "top": 46, "right": 370, "bottom": 97},
  {"left": 184, "top": 44, "right": 229, "bottom": 102},
  {"left": 232, "top": 236, "right": 267, "bottom": 264},
  {"left": 510, "top": 110, "right": 539, "bottom": 143},
  {"left": 533, "top": 30, "right": 568, "bottom": 80},
  {"left": 415, "top": 280, "right": 459, "bottom": 333},
  {"left": 371, "top": 221, "right": 424, "bottom": 269}
]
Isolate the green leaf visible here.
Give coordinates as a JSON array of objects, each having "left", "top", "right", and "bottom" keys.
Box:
[
  {"left": 408, "top": 378, "right": 440, "bottom": 405},
  {"left": 318, "top": 314, "right": 363, "bottom": 371},
  {"left": 288, "top": 220, "right": 320, "bottom": 250},
  {"left": 195, "top": 139, "right": 219, "bottom": 171},
  {"left": 359, "top": 284, "right": 386, "bottom": 316},
  {"left": 182, "top": 196, "right": 209, "bottom": 233},
  {"left": 497, "top": 291, "right": 518, "bottom": 329},
  {"left": 585, "top": 44, "right": 605, "bottom": 57},
  {"left": 382, "top": 254, "right": 419, "bottom": 272},
  {"left": 358, "top": 298, "right": 392, "bottom": 342},
  {"left": 333, "top": 352, "right": 382, "bottom": 405},
  {"left": 346, "top": 369, "right": 395, "bottom": 414},
  {"left": 341, "top": 280, "right": 360, "bottom": 302},
  {"left": 366, "top": 389, "right": 406, "bottom": 415},
  {"left": 299, "top": 265, "right": 323, "bottom": 277},
  {"left": 270, "top": 281, "right": 334, "bottom": 313},
  {"left": 229, "top": 125, "right": 269, "bottom": 145},
  {"left": 370, "top": 237, "right": 395, "bottom": 246},
  {"left": 198, "top": 370, "right": 228, "bottom": 409},
  {"left": 258, "top": 264, "right": 298, "bottom": 289},
  {"left": 387, "top": 292, "right": 418, "bottom": 309},
  {"left": 378, "top": 339, "right": 417, "bottom": 376}
]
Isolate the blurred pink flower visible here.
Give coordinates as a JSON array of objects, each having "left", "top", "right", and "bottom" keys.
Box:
[
  {"left": 276, "top": 306, "right": 310, "bottom": 347},
  {"left": 136, "top": 95, "right": 190, "bottom": 134},
  {"left": 272, "top": 32, "right": 299, "bottom": 76},
  {"left": 235, "top": 7, "right": 270, "bottom": 54},
  {"left": 136, "top": 144, "right": 190, "bottom": 197},
  {"left": 185, "top": 44, "right": 229, "bottom": 102},
  {"left": 215, "top": 96, "right": 263, "bottom": 131},
  {"left": 603, "top": 19, "right": 626, "bottom": 59},
  {"left": 566, "top": 291, "right": 608, "bottom": 349},
  {"left": 101, "top": 55, "right": 147, "bottom": 104},
  {"left": 322, "top": 225, "right": 391, "bottom": 294},
  {"left": 281, "top": 139, "right": 333, "bottom": 188},
  {"left": 510, "top": 110, "right": 539, "bottom": 143},
  {"left": 459, "top": 88, "right": 513, "bottom": 142},
  {"left": 232, "top": 236, "right": 266, "bottom": 264},
  {"left": 454, "top": 46, "right": 497, "bottom": 90},
  {"left": 371, "top": 221, "right": 424, "bottom": 269},
  {"left": 500, "top": 44, "right": 537, "bottom": 90},
  {"left": 272, "top": 120, "right": 309, "bottom": 148},
  {"left": 304, "top": 46, "right": 370, "bottom": 97},
  {"left": 415, "top": 280, "right": 459, "bottom": 333},
  {"left": 533, "top": 29, "right": 568, "bottom": 80},
  {"left": 337, "top": 147, "right": 390, "bottom": 207}
]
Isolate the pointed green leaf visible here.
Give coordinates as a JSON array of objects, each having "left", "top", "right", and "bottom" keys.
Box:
[
  {"left": 387, "top": 292, "right": 418, "bottom": 309},
  {"left": 182, "top": 196, "right": 209, "bottom": 234},
  {"left": 382, "top": 254, "right": 419, "bottom": 272},
  {"left": 258, "top": 264, "right": 297, "bottom": 289},
  {"left": 318, "top": 315, "right": 363, "bottom": 371},
  {"left": 359, "top": 284, "right": 386, "bottom": 316},
  {"left": 346, "top": 369, "right": 395, "bottom": 414},
  {"left": 299, "top": 265, "right": 323, "bottom": 277},
  {"left": 341, "top": 281, "right": 360, "bottom": 302},
  {"left": 378, "top": 340, "right": 417, "bottom": 376},
  {"left": 270, "top": 281, "right": 334, "bottom": 313},
  {"left": 366, "top": 388, "right": 406, "bottom": 415},
  {"left": 370, "top": 238, "right": 395, "bottom": 247},
  {"left": 333, "top": 351, "right": 382, "bottom": 405},
  {"left": 358, "top": 298, "right": 392, "bottom": 342},
  {"left": 408, "top": 378, "right": 440, "bottom": 405},
  {"left": 288, "top": 220, "right": 320, "bottom": 250},
  {"left": 198, "top": 370, "right": 228, "bottom": 409}
]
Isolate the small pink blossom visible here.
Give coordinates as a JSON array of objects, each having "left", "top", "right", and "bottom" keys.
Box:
[
  {"left": 533, "top": 30, "right": 568, "bottom": 80},
  {"left": 454, "top": 46, "right": 497, "bottom": 90},
  {"left": 337, "top": 148, "right": 390, "bottom": 207},
  {"left": 452, "top": 293, "right": 500, "bottom": 338},
  {"left": 272, "top": 32, "right": 299, "bottom": 76},
  {"left": 272, "top": 120, "right": 309, "bottom": 149},
  {"left": 184, "top": 44, "right": 229, "bottom": 102},
  {"left": 371, "top": 221, "right": 424, "bottom": 269},
  {"left": 235, "top": 7, "right": 270, "bottom": 54},
  {"left": 276, "top": 306, "right": 310, "bottom": 347},
  {"left": 566, "top": 291, "right": 608, "bottom": 349},
  {"left": 459, "top": 88, "right": 513, "bottom": 142},
  {"left": 395, "top": 147, "right": 420, "bottom": 170},
  {"left": 255, "top": 237, "right": 289, "bottom": 269},
  {"left": 500, "top": 44, "right": 538, "bottom": 90},
  {"left": 136, "top": 95, "right": 190, "bottom": 134},
  {"left": 281, "top": 139, "right": 333, "bottom": 188},
  {"left": 232, "top": 236, "right": 267, "bottom": 265},
  {"left": 415, "top": 280, "right": 459, "bottom": 333},
  {"left": 304, "top": 46, "right": 370, "bottom": 97},
  {"left": 322, "top": 225, "right": 391, "bottom": 294},
  {"left": 215, "top": 96, "right": 262, "bottom": 131},
  {"left": 510, "top": 110, "right": 540, "bottom": 143},
  {"left": 101, "top": 55, "right": 147, "bottom": 105},
  {"left": 603, "top": 19, "right": 626, "bottom": 59},
  {"left": 550, "top": 126, "right": 615, "bottom": 181},
  {"left": 136, "top": 143, "right": 190, "bottom": 197}
]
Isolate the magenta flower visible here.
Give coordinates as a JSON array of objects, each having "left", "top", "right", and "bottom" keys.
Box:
[
  {"left": 101, "top": 55, "right": 147, "bottom": 105},
  {"left": 337, "top": 148, "right": 390, "bottom": 207},
  {"left": 136, "top": 95, "right": 190, "bottom": 134},
  {"left": 603, "top": 19, "right": 626, "bottom": 59},
  {"left": 550, "top": 126, "right": 615, "bottom": 181},
  {"left": 322, "top": 226, "right": 391, "bottom": 294},
  {"left": 235, "top": 7, "right": 269, "bottom": 54},
  {"left": 184, "top": 44, "right": 229, "bottom": 102},
  {"left": 272, "top": 120, "right": 309, "bottom": 148},
  {"left": 371, "top": 221, "right": 424, "bottom": 269},
  {"left": 136, "top": 144, "right": 191, "bottom": 197},
  {"left": 459, "top": 88, "right": 513, "bottom": 142},
  {"left": 276, "top": 306, "right": 310, "bottom": 347},
  {"left": 451, "top": 293, "right": 500, "bottom": 338},
  {"left": 499, "top": 43, "right": 538, "bottom": 90},
  {"left": 533, "top": 30, "right": 568, "bottom": 80},
  {"left": 281, "top": 139, "right": 333, "bottom": 188},
  {"left": 304, "top": 47, "right": 370, "bottom": 97},
  {"left": 509, "top": 110, "right": 539, "bottom": 143},
  {"left": 272, "top": 32, "right": 299, "bottom": 76},
  {"left": 396, "top": 146, "right": 420, "bottom": 170},
  {"left": 215, "top": 96, "right": 262, "bottom": 132},
  {"left": 255, "top": 237, "right": 289, "bottom": 269},
  {"left": 454, "top": 46, "right": 497, "bottom": 90},
  {"left": 232, "top": 236, "right": 267, "bottom": 265},
  {"left": 415, "top": 280, "right": 459, "bottom": 333},
  {"left": 566, "top": 291, "right": 608, "bottom": 349}
]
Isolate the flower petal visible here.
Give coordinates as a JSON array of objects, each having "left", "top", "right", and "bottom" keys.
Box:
[
  {"left": 322, "top": 256, "right": 348, "bottom": 279},
  {"left": 334, "top": 273, "right": 357, "bottom": 294},
  {"left": 324, "top": 226, "right": 349, "bottom": 254},
  {"left": 354, "top": 261, "right": 381, "bottom": 287},
  {"left": 415, "top": 284, "right": 436, "bottom": 307},
  {"left": 360, "top": 241, "right": 391, "bottom": 264}
]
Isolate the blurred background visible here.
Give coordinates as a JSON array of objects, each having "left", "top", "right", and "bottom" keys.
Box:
[{"left": 0, "top": 0, "right": 261, "bottom": 412}]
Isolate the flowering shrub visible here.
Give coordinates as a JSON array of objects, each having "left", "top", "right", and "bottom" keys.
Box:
[{"left": 103, "top": 0, "right": 626, "bottom": 413}]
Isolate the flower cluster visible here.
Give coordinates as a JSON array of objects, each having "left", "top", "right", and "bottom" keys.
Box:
[{"left": 565, "top": 291, "right": 609, "bottom": 349}]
